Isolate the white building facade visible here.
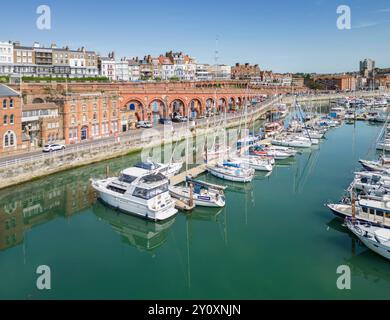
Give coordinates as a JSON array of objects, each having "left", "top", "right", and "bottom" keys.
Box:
[
  {"left": 0, "top": 41, "right": 13, "bottom": 75},
  {"left": 115, "top": 60, "right": 129, "bottom": 81},
  {"left": 100, "top": 58, "right": 116, "bottom": 81},
  {"left": 161, "top": 63, "right": 175, "bottom": 80},
  {"left": 128, "top": 61, "right": 140, "bottom": 81},
  {"left": 208, "top": 64, "right": 231, "bottom": 80},
  {"left": 195, "top": 64, "right": 211, "bottom": 81}
]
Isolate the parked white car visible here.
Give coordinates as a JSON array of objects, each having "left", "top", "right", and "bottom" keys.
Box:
[
  {"left": 43, "top": 144, "right": 66, "bottom": 152},
  {"left": 136, "top": 121, "right": 153, "bottom": 128}
]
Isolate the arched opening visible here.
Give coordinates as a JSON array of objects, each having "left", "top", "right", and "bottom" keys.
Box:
[
  {"left": 205, "top": 98, "right": 215, "bottom": 115},
  {"left": 3, "top": 130, "right": 16, "bottom": 148},
  {"left": 149, "top": 99, "right": 165, "bottom": 125},
  {"left": 228, "top": 97, "right": 235, "bottom": 111},
  {"left": 127, "top": 99, "right": 145, "bottom": 121},
  {"left": 81, "top": 126, "right": 88, "bottom": 141},
  {"left": 218, "top": 98, "right": 227, "bottom": 113},
  {"left": 237, "top": 97, "right": 242, "bottom": 109},
  {"left": 189, "top": 99, "right": 202, "bottom": 119},
  {"left": 170, "top": 99, "right": 185, "bottom": 118},
  {"left": 32, "top": 97, "right": 45, "bottom": 104}
]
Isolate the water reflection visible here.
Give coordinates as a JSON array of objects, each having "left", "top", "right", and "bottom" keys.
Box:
[
  {"left": 188, "top": 206, "right": 224, "bottom": 222},
  {"left": 92, "top": 201, "right": 175, "bottom": 253},
  {"left": 292, "top": 148, "right": 320, "bottom": 194},
  {"left": 0, "top": 173, "right": 95, "bottom": 251},
  {"left": 345, "top": 251, "right": 390, "bottom": 283},
  {"left": 326, "top": 218, "right": 350, "bottom": 236},
  {"left": 184, "top": 206, "right": 226, "bottom": 290}
]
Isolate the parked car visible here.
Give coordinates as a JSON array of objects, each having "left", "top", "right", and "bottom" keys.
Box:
[
  {"left": 159, "top": 118, "right": 172, "bottom": 125},
  {"left": 136, "top": 121, "right": 153, "bottom": 128},
  {"left": 43, "top": 144, "right": 65, "bottom": 152}
]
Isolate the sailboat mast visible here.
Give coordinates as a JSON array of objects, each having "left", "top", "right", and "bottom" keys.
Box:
[
  {"left": 185, "top": 102, "right": 189, "bottom": 185},
  {"left": 296, "top": 97, "right": 312, "bottom": 143}
]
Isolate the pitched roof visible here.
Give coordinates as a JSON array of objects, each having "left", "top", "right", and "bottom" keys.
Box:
[{"left": 0, "top": 84, "right": 21, "bottom": 97}]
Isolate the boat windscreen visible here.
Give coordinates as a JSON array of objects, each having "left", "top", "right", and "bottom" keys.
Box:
[
  {"left": 141, "top": 173, "right": 166, "bottom": 183},
  {"left": 119, "top": 174, "right": 137, "bottom": 184}
]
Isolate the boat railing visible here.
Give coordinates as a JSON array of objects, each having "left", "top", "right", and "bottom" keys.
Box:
[
  {"left": 186, "top": 177, "right": 227, "bottom": 191},
  {"left": 359, "top": 194, "right": 383, "bottom": 201},
  {"left": 345, "top": 217, "right": 389, "bottom": 243}
]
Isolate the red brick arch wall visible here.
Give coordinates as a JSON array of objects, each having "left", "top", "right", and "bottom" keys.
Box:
[{"left": 119, "top": 92, "right": 259, "bottom": 118}]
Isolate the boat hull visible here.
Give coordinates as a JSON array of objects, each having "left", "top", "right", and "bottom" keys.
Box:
[
  {"left": 326, "top": 203, "right": 390, "bottom": 229},
  {"left": 376, "top": 143, "right": 390, "bottom": 151},
  {"left": 347, "top": 222, "right": 390, "bottom": 260},
  {"left": 272, "top": 140, "right": 312, "bottom": 148},
  {"left": 207, "top": 166, "right": 253, "bottom": 182},
  {"left": 230, "top": 156, "right": 273, "bottom": 172}
]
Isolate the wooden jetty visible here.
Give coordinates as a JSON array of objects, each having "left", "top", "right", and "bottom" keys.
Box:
[
  {"left": 170, "top": 163, "right": 208, "bottom": 186},
  {"left": 174, "top": 199, "right": 195, "bottom": 211}
]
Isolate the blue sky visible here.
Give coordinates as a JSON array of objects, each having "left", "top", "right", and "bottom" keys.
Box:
[{"left": 1, "top": 0, "right": 389, "bottom": 73}]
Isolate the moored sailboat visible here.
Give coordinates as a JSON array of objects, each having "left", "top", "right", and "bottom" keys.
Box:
[
  {"left": 345, "top": 217, "right": 390, "bottom": 260},
  {"left": 207, "top": 161, "right": 255, "bottom": 182},
  {"left": 169, "top": 176, "right": 226, "bottom": 207}
]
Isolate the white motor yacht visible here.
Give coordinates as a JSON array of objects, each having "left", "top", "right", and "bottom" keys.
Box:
[{"left": 91, "top": 169, "right": 178, "bottom": 221}]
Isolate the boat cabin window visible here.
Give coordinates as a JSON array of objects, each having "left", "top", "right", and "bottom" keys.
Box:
[
  {"left": 107, "top": 185, "right": 126, "bottom": 194},
  {"left": 362, "top": 207, "right": 368, "bottom": 213},
  {"left": 369, "top": 208, "right": 375, "bottom": 215},
  {"left": 132, "top": 183, "right": 168, "bottom": 200},
  {"left": 119, "top": 174, "right": 137, "bottom": 184},
  {"left": 376, "top": 210, "right": 384, "bottom": 217}
]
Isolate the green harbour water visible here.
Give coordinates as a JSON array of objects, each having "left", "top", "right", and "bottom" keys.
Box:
[{"left": 0, "top": 120, "right": 389, "bottom": 299}]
